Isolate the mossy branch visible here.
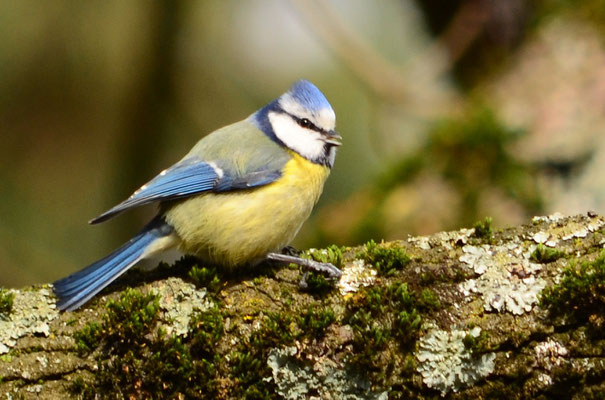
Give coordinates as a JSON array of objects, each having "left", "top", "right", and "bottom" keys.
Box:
[{"left": 1, "top": 213, "right": 605, "bottom": 399}]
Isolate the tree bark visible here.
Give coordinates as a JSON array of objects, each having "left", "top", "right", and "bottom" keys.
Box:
[{"left": 1, "top": 213, "right": 604, "bottom": 399}]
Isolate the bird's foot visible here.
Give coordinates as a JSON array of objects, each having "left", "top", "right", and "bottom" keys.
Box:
[
  {"left": 266, "top": 252, "right": 342, "bottom": 289},
  {"left": 280, "top": 246, "right": 301, "bottom": 256}
]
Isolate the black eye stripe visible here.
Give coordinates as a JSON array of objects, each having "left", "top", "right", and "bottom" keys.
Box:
[{"left": 293, "top": 116, "right": 324, "bottom": 134}]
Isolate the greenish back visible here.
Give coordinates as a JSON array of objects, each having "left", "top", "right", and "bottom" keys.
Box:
[{"left": 186, "top": 119, "right": 290, "bottom": 178}]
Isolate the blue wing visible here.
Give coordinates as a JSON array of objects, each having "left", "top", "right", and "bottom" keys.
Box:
[
  {"left": 90, "top": 156, "right": 282, "bottom": 224},
  {"left": 214, "top": 170, "right": 283, "bottom": 191}
]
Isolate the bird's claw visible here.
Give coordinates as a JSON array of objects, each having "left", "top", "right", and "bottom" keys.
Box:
[{"left": 266, "top": 252, "right": 342, "bottom": 285}]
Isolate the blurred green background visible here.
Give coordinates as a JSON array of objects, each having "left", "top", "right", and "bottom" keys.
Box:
[{"left": 2, "top": 0, "right": 605, "bottom": 287}]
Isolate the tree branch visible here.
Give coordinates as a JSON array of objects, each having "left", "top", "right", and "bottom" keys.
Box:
[{"left": 1, "top": 213, "right": 604, "bottom": 398}]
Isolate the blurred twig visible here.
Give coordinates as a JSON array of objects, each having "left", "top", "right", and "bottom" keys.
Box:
[
  {"left": 442, "top": 0, "right": 489, "bottom": 62},
  {"left": 290, "top": 0, "right": 488, "bottom": 119},
  {"left": 289, "top": 0, "right": 411, "bottom": 103},
  {"left": 412, "top": 0, "right": 489, "bottom": 78},
  {"left": 291, "top": 0, "right": 489, "bottom": 92}
]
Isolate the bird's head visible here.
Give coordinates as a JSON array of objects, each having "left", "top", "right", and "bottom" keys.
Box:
[{"left": 252, "top": 80, "right": 341, "bottom": 167}]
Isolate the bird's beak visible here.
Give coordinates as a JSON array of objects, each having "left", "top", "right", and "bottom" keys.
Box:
[{"left": 324, "top": 130, "right": 342, "bottom": 146}]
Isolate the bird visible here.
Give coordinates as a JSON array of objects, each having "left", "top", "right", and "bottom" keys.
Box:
[{"left": 53, "top": 80, "right": 342, "bottom": 311}]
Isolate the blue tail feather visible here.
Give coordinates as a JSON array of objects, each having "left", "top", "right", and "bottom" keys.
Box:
[{"left": 53, "top": 219, "right": 173, "bottom": 311}]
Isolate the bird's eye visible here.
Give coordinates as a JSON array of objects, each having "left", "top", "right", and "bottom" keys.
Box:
[{"left": 298, "top": 118, "right": 312, "bottom": 129}]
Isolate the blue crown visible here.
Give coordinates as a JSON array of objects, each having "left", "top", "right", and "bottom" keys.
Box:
[{"left": 287, "top": 80, "right": 332, "bottom": 112}]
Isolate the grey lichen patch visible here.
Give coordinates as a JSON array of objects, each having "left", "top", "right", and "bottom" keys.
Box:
[
  {"left": 0, "top": 349, "right": 86, "bottom": 383},
  {"left": 0, "top": 286, "right": 58, "bottom": 354},
  {"left": 25, "top": 384, "right": 43, "bottom": 394},
  {"left": 416, "top": 327, "right": 496, "bottom": 395},
  {"left": 151, "top": 277, "right": 212, "bottom": 336},
  {"left": 408, "top": 228, "right": 474, "bottom": 250},
  {"left": 532, "top": 212, "right": 565, "bottom": 224},
  {"left": 459, "top": 243, "right": 546, "bottom": 315},
  {"left": 531, "top": 213, "right": 605, "bottom": 247},
  {"left": 337, "top": 259, "right": 377, "bottom": 295},
  {"left": 267, "top": 346, "right": 387, "bottom": 400},
  {"left": 532, "top": 338, "right": 569, "bottom": 388},
  {"left": 408, "top": 235, "right": 431, "bottom": 250},
  {"left": 534, "top": 338, "right": 568, "bottom": 371}
]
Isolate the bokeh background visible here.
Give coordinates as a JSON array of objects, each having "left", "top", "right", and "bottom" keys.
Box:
[{"left": 2, "top": 0, "right": 604, "bottom": 287}]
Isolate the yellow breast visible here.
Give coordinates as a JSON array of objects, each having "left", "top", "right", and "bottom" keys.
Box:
[{"left": 164, "top": 152, "right": 330, "bottom": 267}]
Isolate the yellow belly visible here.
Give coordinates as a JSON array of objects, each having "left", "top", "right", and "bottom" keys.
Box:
[{"left": 163, "top": 152, "right": 330, "bottom": 267}]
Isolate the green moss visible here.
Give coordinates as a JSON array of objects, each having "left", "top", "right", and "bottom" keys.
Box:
[
  {"left": 68, "top": 376, "right": 90, "bottom": 396},
  {"left": 418, "top": 288, "right": 441, "bottom": 311},
  {"left": 343, "top": 282, "right": 434, "bottom": 387},
  {"left": 302, "top": 271, "right": 336, "bottom": 295},
  {"left": 530, "top": 243, "right": 565, "bottom": 264},
  {"left": 73, "top": 322, "right": 101, "bottom": 355},
  {"left": 136, "top": 335, "right": 196, "bottom": 393},
  {"left": 347, "top": 307, "right": 391, "bottom": 355},
  {"left": 188, "top": 264, "right": 222, "bottom": 293},
  {"left": 258, "top": 312, "right": 298, "bottom": 345},
  {"left": 419, "top": 271, "right": 437, "bottom": 286},
  {"left": 0, "top": 354, "right": 13, "bottom": 363},
  {"left": 102, "top": 288, "right": 160, "bottom": 345},
  {"left": 392, "top": 284, "right": 422, "bottom": 342},
  {"left": 0, "top": 288, "right": 14, "bottom": 318},
  {"left": 541, "top": 250, "right": 605, "bottom": 333},
  {"left": 229, "top": 311, "right": 297, "bottom": 398},
  {"left": 230, "top": 350, "right": 264, "bottom": 388},
  {"left": 181, "top": 307, "right": 226, "bottom": 397},
  {"left": 360, "top": 240, "right": 410, "bottom": 276},
  {"left": 341, "top": 282, "right": 445, "bottom": 394},
  {"left": 70, "top": 288, "right": 223, "bottom": 399},
  {"left": 392, "top": 282, "right": 414, "bottom": 308},
  {"left": 299, "top": 306, "right": 336, "bottom": 337},
  {"left": 463, "top": 329, "right": 491, "bottom": 354},
  {"left": 473, "top": 217, "right": 493, "bottom": 240},
  {"left": 395, "top": 309, "right": 421, "bottom": 341},
  {"left": 189, "top": 304, "right": 224, "bottom": 356}
]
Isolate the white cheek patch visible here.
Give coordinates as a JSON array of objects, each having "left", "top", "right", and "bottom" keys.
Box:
[{"left": 268, "top": 112, "right": 326, "bottom": 161}]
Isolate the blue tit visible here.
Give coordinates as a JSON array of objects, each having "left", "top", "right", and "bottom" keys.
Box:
[{"left": 53, "top": 80, "right": 342, "bottom": 311}]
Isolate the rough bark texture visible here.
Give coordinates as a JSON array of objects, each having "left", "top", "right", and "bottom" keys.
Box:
[{"left": 2, "top": 213, "right": 605, "bottom": 399}]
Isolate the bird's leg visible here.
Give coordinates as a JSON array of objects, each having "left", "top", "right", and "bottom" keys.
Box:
[
  {"left": 280, "top": 246, "right": 301, "bottom": 256},
  {"left": 266, "top": 252, "right": 342, "bottom": 289}
]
